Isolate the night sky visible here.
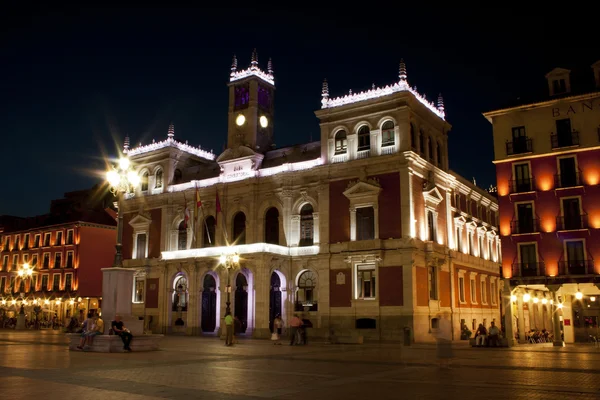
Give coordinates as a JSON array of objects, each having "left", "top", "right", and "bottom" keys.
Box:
[{"left": 1, "top": 6, "right": 596, "bottom": 217}]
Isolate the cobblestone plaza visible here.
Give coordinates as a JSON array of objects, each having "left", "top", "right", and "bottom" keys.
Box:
[{"left": 1, "top": 331, "right": 599, "bottom": 399}]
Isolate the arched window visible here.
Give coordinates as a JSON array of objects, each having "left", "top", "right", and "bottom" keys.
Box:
[
  {"left": 296, "top": 270, "right": 318, "bottom": 311},
  {"left": 437, "top": 142, "right": 442, "bottom": 166},
  {"left": 178, "top": 220, "right": 187, "bottom": 250},
  {"left": 174, "top": 169, "right": 183, "bottom": 184},
  {"left": 202, "top": 216, "right": 216, "bottom": 247},
  {"left": 410, "top": 123, "right": 417, "bottom": 150},
  {"left": 172, "top": 275, "right": 188, "bottom": 311},
  {"left": 141, "top": 172, "right": 149, "bottom": 192},
  {"left": 299, "top": 204, "right": 314, "bottom": 246},
  {"left": 381, "top": 121, "right": 395, "bottom": 147},
  {"left": 233, "top": 212, "right": 246, "bottom": 244},
  {"left": 265, "top": 207, "right": 279, "bottom": 245},
  {"left": 419, "top": 130, "right": 425, "bottom": 155},
  {"left": 357, "top": 125, "right": 370, "bottom": 151},
  {"left": 155, "top": 169, "right": 163, "bottom": 189},
  {"left": 428, "top": 139, "right": 433, "bottom": 162},
  {"left": 334, "top": 130, "right": 347, "bottom": 154}
]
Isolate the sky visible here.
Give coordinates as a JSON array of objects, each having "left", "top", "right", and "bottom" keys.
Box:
[{"left": 1, "top": 6, "right": 597, "bottom": 216}]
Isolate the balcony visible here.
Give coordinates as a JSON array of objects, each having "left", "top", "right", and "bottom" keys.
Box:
[
  {"left": 556, "top": 214, "right": 589, "bottom": 231},
  {"left": 551, "top": 130, "right": 579, "bottom": 149},
  {"left": 506, "top": 137, "right": 533, "bottom": 156},
  {"left": 510, "top": 177, "right": 535, "bottom": 194},
  {"left": 294, "top": 301, "right": 318, "bottom": 312},
  {"left": 554, "top": 170, "right": 583, "bottom": 188},
  {"left": 512, "top": 262, "right": 546, "bottom": 278},
  {"left": 510, "top": 218, "right": 540, "bottom": 235},
  {"left": 558, "top": 260, "right": 595, "bottom": 275}
]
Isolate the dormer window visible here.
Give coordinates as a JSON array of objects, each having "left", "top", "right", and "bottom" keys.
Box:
[
  {"left": 546, "top": 68, "right": 571, "bottom": 96},
  {"left": 553, "top": 79, "right": 566, "bottom": 94}
]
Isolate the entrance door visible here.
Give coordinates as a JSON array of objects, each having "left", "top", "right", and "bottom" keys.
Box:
[
  {"left": 234, "top": 274, "right": 248, "bottom": 334},
  {"left": 201, "top": 275, "right": 217, "bottom": 332},
  {"left": 269, "top": 273, "right": 282, "bottom": 333}
]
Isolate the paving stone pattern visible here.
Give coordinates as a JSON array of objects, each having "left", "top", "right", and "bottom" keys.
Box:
[{"left": 1, "top": 331, "right": 599, "bottom": 399}]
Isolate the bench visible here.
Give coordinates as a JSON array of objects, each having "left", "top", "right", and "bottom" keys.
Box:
[
  {"left": 66, "top": 333, "right": 164, "bottom": 352},
  {"left": 469, "top": 337, "right": 509, "bottom": 348}
]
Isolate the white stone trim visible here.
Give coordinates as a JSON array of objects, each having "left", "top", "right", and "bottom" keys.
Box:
[{"left": 129, "top": 214, "right": 151, "bottom": 260}]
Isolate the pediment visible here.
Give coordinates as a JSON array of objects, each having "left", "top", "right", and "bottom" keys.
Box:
[
  {"left": 545, "top": 67, "right": 571, "bottom": 78},
  {"left": 454, "top": 215, "right": 467, "bottom": 225},
  {"left": 423, "top": 186, "right": 443, "bottom": 207},
  {"left": 343, "top": 179, "right": 382, "bottom": 199},
  {"left": 216, "top": 146, "right": 261, "bottom": 163},
  {"left": 129, "top": 214, "right": 152, "bottom": 227}
]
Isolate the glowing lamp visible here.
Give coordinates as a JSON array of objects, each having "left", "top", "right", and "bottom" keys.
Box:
[
  {"left": 557, "top": 303, "right": 563, "bottom": 309},
  {"left": 69, "top": 299, "right": 75, "bottom": 305},
  {"left": 533, "top": 297, "right": 539, "bottom": 304},
  {"left": 127, "top": 170, "right": 140, "bottom": 187},
  {"left": 232, "top": 254, "right": 240, "bottom": 264},
  {"left": 219, "top": 255, "right": 227, "bottom": 264},
  {"left": 523, "top": 293, "right": 531, "bottom": 302},
  {"left": 510, "top": 295, "right": 517, "bottom": 302},
  {"left": 542, "top": 298, "right": 548, "bottom": 304},
  {"left": 11, "top": 300, "right": 16, "bottom": 305},
  {"left": 591, "top": 296, "right": 596, "bottom": 302},
  {"left": 575, "top": 291, "right": 583, "bottom": 300},
  {"left": 259, "top": 115, "right": 268, "bottom": 128},
  {"left": 118, "top": 157, "right": 130, "bottom": 171},
  {"left": 236, "top": 114, "right": 246, "bottom": 126},
  {"left": 106, "top": 170, "right": 120, "bottom": 187}
]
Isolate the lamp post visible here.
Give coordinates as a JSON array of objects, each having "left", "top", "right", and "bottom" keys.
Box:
[
  {"left": 106, "top": 156, "right": 140, "bottom": 267},
  {"left": 15, "top": 263, "right": 34, "bottom": 329},
  {"left": 218, "top": 253, "right": 240, "bottom": 315}
]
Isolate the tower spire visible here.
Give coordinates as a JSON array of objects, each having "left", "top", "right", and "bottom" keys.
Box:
[
  {"left": 399, "top": 59, "right": 407, "bottom": 82},
  {"left": 167, "top": 122, "right": 175, "bottom": 139},
  {"left": 231, "top": 54, "right": 238, "bottom": 73},
  {"left": 123, "top": 136, "right": 130, "bottom": 154},
  {"left": 251, "top": 48, "right": 258, "bottom": 69},
  {"left": 321, "top": 79, "right": 329, "bottom": 107},
  {"left": 267, "top": 57, "right": 273, "bottom": 75},
  {"left": 437, "top": 93, "right": 445, "bottom": 113}
]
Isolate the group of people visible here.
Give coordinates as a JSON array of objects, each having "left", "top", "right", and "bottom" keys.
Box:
[
  {"left": 223, "top": 312, "right": 310, "bottom": 346},
  {"left": 474, "top": 321, "right": 501, "bottom": 347},
  {"left": 76, "top": 313, "right": 134, "bottom": 352}
]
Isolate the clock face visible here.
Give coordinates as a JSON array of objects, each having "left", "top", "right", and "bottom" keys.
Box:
[
  {"left": 259, "top": 115, "right": 268, "bottom": 128},
  {"left": 236, "top": 114, "right": 246, "bottom": 126}
]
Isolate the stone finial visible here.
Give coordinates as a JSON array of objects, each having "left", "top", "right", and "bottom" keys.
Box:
[
  {"left": 123, "top": 136, "right": 130, "bottom": 153},
  {"left": 349, "top": 89, "right": 353, "bottom": 95},
  {"left": 231, "top": 54, "right": 238, "bottom": 72},
  {"left": 399, "top": 59, "right": 407, "bottom": 81},
  {"left": 372, "top": 83, "right": 376, "bottom": 90},
  {"left": 168, "top": 123, "right": 175, "bottom": 139},
  {"left": 437, "top": 93, "right": 445, "bottom": 113},
  {"left": 251, "top": 48, "right": 258, "bottom": 68},
  {"left": 322, "top": 79, "right": 329, "bottom": 98},
  {"left": 267, "top": 57, "right": 273, "bottom": 75}
]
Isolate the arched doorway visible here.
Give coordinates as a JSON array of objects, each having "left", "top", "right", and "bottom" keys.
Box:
[
  {"left": 234, "top": 273, "right": 248, "bottom": 334},
  {"left": 201, "top": 274, "right": 217, "bottom": 332},
  {"left": 269, "top": 272, "right": 282, "bottom": 333}
]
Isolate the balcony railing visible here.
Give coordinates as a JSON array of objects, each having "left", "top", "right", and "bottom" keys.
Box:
[
  {"left": 558, "top": 260, "right": 595, "bottom": 275},
  {"left": 554, "top": 170, "right": 583, "bottom": 188},
  {"left": 294, "top": 301, "right": 318, "bottom": 312},
  {"left": 551, "top": 130, "right": 580, "bottom": 149},
  {"left": 510, "top": 218, "right": 540, "bottom": 234},
  {"left": 512, "top": 262, "right": 546, "bottom": 278},
  {"left": 556, "top": 214, "right": 589, "bottom": 231},
  {"left": 506, "top": 137, "right": 533, "bottom": 156},
  {"left": 510, "top": 177, "right": 535, "bottom": 194}
]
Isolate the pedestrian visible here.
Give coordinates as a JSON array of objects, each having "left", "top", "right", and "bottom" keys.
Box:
[
  {"left": 272, "top": 314, "right": 283, "bottom": 345},
  {"left": 224, "top": 312, "right": 234, "bottom": 346},
  {"left": 289, "top": 314, "right": 302, "bottom": 346}
]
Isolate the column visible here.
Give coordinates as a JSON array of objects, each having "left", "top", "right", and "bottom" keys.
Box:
[
  {"left": 502, "top": 279, "right": 515, "bottom": 346},
  {"left": 312, "top": 212, "right": 320, "bottom": 244},
  {"left": 349, "top": 207, "right": 357, "bottom": 241},
  {"left": 516, "top": 289, "right": 526, "bottom": 343},
  {"left": 550, "top": 288, "right": 564, "bottom": 347},
  {"left": 252, "top": 257, "right": 271, "bottom": 339}
]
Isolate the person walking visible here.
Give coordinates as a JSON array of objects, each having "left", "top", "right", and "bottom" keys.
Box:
[
  {"left": 289, "top": 314, "right": 302, "bottom": 346},
  {"left": 224, "top": 312, "right": 234, "bottom": 346}
]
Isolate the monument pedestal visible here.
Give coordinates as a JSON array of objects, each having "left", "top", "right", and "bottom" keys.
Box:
[
  {"left": 15, "top": 315, "right": 26, "bottom": 330},
  {"left": 101, "top": 267, "right": 143, "bottom": 335}
]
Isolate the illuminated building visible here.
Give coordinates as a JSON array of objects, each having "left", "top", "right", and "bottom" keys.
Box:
[
  {"left": 0, "top": 186, "right": 116, "bottom": 323},
  {"left": 485, "top": 60, "right": 600, "bottom": 345},
  {"left": 122, "top": 51, "right": 500, "bottom": 342}
]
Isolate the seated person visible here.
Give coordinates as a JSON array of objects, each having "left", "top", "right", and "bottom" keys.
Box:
[
  {"left": 111, "top": 315, "right": 133, "bottom": 352},
  {"left": 77, "top": 313, "right": 93, "bottom": 350},
  {"left": 83, "top": 313, "right": 104, "bottom": 350},
  {"left": 475, "top": 323, "right": 487, "bottom": 347},
  {"left": 488, "top": 321, "right": 500, "bottom": 347}
]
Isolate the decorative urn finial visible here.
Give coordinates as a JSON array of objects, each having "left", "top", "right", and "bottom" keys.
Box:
[
  {"left": 167, "top": 123, "right": 175, "bottom": 139},
  {"left": 267, "top": 57, "right": 273, "bottom": 75},
  {"left": 399, "top": 58, "right": 407, "bottom": 82},
  {"left": 123, "top": 136, "right": 130, "bottom": 153},
  {"left": 437, "top": 93, "right": 445, "bottom": 113},
  {"left": 231, "top": 54, "right": 238, "bottom": 73},
  {"left": 251, "top": 48, "right": 258, "bottom": 68}
]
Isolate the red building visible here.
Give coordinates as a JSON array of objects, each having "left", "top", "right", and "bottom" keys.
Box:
[
  {"left": 0, "top": 186, "right": 116, "bottom": 324},
  {"left": 485, "top": 60, "right": 600, "bottom": 345}
]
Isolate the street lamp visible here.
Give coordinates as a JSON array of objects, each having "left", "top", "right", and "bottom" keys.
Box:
[
  {"left": 106, "top": 155, "right": 140, "bottom": 267},
  {"left": 218, "top": 253, "right": 240, "bottom": 315},
  {"left": 15, "top": 263, "right": 35, "bottom": 329}
]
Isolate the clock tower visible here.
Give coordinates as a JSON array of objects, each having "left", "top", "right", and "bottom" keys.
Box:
[{"left": 227, "top": 49, "right": 275, "bottom": 152}]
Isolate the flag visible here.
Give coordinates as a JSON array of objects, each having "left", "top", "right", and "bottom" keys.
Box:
[
  {"left": 195, "top": 187, "right": 202, "bottom": 210},
  {"left": 215, "top": 191, "right": 222, "bottom": 223}
]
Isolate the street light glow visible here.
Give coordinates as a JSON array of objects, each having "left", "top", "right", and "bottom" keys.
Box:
[
  {"left": 119, "top": 156, "right": 130, "bottom": 171},
  {"left": 575, "top": 291, "right": 583, "bottom": 300},
  {"left": 232, "top": 254, "right": 240, "bottom": 264},
  {"left": 107, "top": 170, "right": 120, "bottom": 187}
]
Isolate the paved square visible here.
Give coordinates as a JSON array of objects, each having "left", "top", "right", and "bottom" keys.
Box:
[{"left": 1, "top": 331, "right": 599, "bottom": 399}]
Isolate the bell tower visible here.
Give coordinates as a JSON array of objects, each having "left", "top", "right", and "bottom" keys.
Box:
[{"left": 227, "top": 49, "right": 275, "bottom": 152}]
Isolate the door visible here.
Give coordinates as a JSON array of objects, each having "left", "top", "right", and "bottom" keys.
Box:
[
  {"left": 556, "top": 119, "right": 572, "bottom": 147},
  {"left": 514, "top": 163, "right": 530, "bottom": 192},
  {"left": 201, "top": 275, "right": 217, "bottom": 332},
  {"left": 517, "top": 203, "right": 534, "bottom": 233},
  {"left": 269, "top": 273, "right": 282, "bottom": 333},
  {"left": 562, "top": 198, "right": 581, "bottom": 230},
  {"left": 234, "top": 274, "right": 248, "bottom": 334},
  {"left": 519, "top": 244, "right": 537, "bottom": 276},
  {"left": 559, "top": 157, "right": 577, "bottom": 187},
  {"left": 566, "top": 241, "right": 585, "bottom": 274}
]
